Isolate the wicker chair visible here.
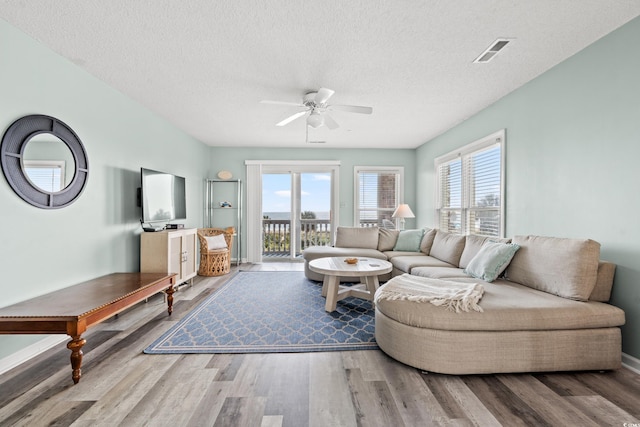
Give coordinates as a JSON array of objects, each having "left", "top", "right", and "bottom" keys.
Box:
[{"left": 197, "top": 227, "right": 235, "bottom": 276}]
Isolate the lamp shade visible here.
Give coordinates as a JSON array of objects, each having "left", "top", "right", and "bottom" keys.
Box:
[{"left": 392, "top": 204, "right": 415, "bottom": 218}]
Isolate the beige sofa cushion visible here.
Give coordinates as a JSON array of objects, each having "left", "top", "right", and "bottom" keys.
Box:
[
  {"left": 302, "top": 245, "right": 387, "bottom": 262},
  {"left": 384, "top": 251, "right": 426, "bottom": 259},
  {"left": 411, "top": 266, "right": 469, "bottom": 279},
  {"left": 420, "top": 228, "right": 437, "bottom": 254},
  {"left": 590, "top": 261, "right": 616, "bottom": 302},
  {"left": 429, "top": 230, "right": 466, "bottom": 266},
  {"left": 505, "top": 235, "right": 600, "bottom": 301},
  {"left": 377, "top": 228, "right": 400, "bottom": 251},
  {"left": 335, "top": 226, "right": 379, "bottom": 249},
  {"left": 375, "top": 277, "right": 625, "bottom": 332},
  {"left": 390, "top": 255, "right": 455, "bottom": 273}
]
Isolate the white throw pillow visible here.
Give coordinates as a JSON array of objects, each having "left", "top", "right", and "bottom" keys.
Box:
[
  {"left": 205, "top": 234, "right": 228, "bottom": 250},
  {"left": 464, "top": 241, "right": 520, "bottom": 282}
]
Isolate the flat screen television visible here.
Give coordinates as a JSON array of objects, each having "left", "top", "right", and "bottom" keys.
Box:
[{"left": 140, "top": 168, "right": 186, "bottom": 223}]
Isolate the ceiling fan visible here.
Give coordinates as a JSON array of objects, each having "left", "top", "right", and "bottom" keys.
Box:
[{"left": 260, "top": 88, "right": 373, "bottom": 130}]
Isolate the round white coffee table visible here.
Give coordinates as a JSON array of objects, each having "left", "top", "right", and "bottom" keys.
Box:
[{"left": 308, "top": 257, "right": 393, "bottom": 312}]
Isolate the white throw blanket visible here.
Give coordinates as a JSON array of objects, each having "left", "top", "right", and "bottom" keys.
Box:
[{"left": 374, "top": 274, "right": 485, "bottom": 313}]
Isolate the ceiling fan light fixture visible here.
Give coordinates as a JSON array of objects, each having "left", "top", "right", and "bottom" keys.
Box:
[
  {"left": 262, "top": 88, "right": 372, "bottom": 131},
  {"left": 307, "top": 111, "right": 324, "bottom": 128}
]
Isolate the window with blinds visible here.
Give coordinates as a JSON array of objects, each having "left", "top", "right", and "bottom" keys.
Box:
[
  {"left": 23, "top": 160, "right": 65, "bottom": 192},
  {"left": 354, "top": 167, "right": 403, "bottom": 227},
  {"left": 435, "top": 130, "right": 504, "bottom": 237}
]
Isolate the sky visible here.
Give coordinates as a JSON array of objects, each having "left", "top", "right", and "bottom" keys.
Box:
[{"left": 262, "top": 172, "right": 331, "bottom": 213}]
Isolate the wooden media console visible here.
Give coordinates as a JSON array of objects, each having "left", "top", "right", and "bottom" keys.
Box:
[{"left": 0, "top": 272, "right": 176, "bottom": 384}]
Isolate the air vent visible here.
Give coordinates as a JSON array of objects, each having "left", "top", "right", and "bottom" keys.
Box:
[{"left": 473, "top": 38, "right": 512, "bottom": 63}]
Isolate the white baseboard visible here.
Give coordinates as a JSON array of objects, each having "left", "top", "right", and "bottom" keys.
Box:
[
  {"left": 622, "top": 352, "right": 640, "bottom": 375},
  {"left": 0, "top": 336, "right": 67, "bottom": 376}
]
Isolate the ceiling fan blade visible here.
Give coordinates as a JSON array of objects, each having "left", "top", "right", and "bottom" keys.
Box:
[
  {"left": 314, "top": 88, "right": 335, "bottom": 105},
  {"left": 323, "top": 113, "right": 339, "bottom": 130},
  {"left": 276, "top": 110, "right": 307, "bottom": 126},
  {"left": 261, "top": 100, "right": 306, "bottom": 107},
  {"left": 329, "top": 104, "right": 373, "bottom": 114}
]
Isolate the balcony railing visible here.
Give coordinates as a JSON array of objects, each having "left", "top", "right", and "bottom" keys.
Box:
[
  {"left": 262, "top": 218, "right": 384, "bottom": 257},
  {"left": 262, "top": 219, "right": 331, "bottom": 256}
]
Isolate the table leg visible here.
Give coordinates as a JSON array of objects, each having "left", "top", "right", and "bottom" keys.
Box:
[
  {"left": 165, "top": 286, "right": 175, "bottom": 315},
  {"left": 321, "top": 275, "right": 330, "bottom": 297},
  {"left": 363, "top": 275, "right": 380, "bottom": 296},
  {"left": 325, "top": 276, "right": 340, "bottom": 312},
  {"left": 364, "top": 275, "right": 380, "bottom": 307},
  {"left": 67, "top": 335, "right": 86, "bottom": 384}
]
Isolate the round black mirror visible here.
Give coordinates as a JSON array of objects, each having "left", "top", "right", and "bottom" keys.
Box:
[{"left": 1, "top": 115, "right": 89, "bottom": 209}]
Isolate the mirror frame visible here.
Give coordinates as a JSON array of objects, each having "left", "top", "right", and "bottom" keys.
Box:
[{"left": 1, "top": 115, "right": 89, "bottom": 209}]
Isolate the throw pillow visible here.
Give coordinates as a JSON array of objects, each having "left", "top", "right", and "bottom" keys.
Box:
[
  {"left": 393, "top": 229, "right": 425, "bottom": 252},
  {"left": 459, "top": 235, "right": 512, "bottom": 268},
  {"left": 378, "top": 228, "right": 400, "bottom": 251},
  {"left": 205, "top": 234, "right": 228, "bottom": 250},
  {"left": 464, "top": 241, "right": 520, "bottom": 282}
]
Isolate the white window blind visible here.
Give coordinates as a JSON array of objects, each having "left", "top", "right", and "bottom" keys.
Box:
[
  {"left": 437, "top": 158, "right": 463, "bottom": 233},
  {"left": 435, "top": 130, "right": 504, "bottom": 237},
  {"left": 355, "top": 167, "right": 403, "bottom": 227},
  {"left": 23, "top": 161, "right": 65, "bottom": 192}
]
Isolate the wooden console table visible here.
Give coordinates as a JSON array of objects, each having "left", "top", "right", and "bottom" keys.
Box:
[{"left": 0, "top": 272, "right": 176, "bottom": 384}]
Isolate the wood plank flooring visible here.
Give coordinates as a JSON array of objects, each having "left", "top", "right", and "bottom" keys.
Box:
[{"left": 0, "top": 262, "right": 638, "bottom": 426}]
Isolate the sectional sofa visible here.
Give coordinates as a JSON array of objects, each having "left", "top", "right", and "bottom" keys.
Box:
[{"left": 302, "top": 226, "right": 625, "bottom": 374}]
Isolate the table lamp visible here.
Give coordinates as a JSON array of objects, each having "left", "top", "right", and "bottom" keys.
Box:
[{"left": 392, "top": 204, "right": 415, "bottom": 230}]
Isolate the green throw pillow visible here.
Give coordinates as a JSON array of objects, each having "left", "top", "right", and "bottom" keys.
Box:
[
  {"left": 393, "top": 229, "right": 425, "bottom": 252},
  {"left": 464, "top": 241, "right": 520, "bottom": 282}
]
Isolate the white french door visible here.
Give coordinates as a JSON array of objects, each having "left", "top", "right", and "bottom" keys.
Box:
[{"left": 245, "top": 161, "right": 340, "bottom": 262}]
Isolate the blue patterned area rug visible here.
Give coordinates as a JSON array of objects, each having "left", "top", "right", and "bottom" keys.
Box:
[{"left": 144, "top": 271, "right": 377, "bottom": 354}]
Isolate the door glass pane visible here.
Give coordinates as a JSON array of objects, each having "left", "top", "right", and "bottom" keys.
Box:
[
  {"left": 262, "top": 171, "right": 333, "bottom": 259},
  {"left": 262, "top": 173, "right": 291, "bottom": 257},
  {"left": 299, "top": 172, "right": 332, "bottom": 255}
]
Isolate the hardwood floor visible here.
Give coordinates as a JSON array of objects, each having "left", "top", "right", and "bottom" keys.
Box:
[{"left": 1, "top": 262, "right": 638, "bottom": 426}]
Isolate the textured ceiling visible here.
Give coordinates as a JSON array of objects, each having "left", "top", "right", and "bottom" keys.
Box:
[{"left": 1, "top": 1, "right": 639, "bottom": 149}]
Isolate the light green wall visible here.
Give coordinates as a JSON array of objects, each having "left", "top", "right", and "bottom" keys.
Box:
[
  {"left": 416, "top": 17, "right": 640, "bottom": 359},
  {"left": 0, "top": 19, "right": 209, "bottom": 359},
  {"left": 208, "top": 147, "right": 417, "bottom": 258}
]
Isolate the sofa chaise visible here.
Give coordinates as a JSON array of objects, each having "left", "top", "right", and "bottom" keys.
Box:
[{"left": 302, "top": 227, "right": 625, "bottom": 374}]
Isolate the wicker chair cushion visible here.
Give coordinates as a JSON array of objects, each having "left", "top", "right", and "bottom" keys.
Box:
[{"left": 206, "top": 234, "right": 228, "bottom": 250}]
